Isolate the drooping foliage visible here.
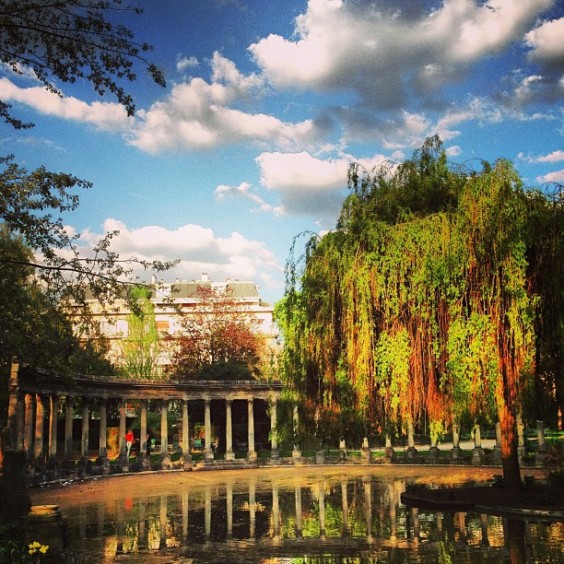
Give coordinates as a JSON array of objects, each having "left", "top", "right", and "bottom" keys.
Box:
[{"left": 279, "top": 137, "right": 562, "bottom": 484}]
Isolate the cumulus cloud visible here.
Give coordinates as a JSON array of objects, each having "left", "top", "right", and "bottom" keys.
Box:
[
  {"left": 215, "top": 181, "right": 283, "bottom": 215},
  {"left": 255, "top": 150, "right": 388, "bottom": 218},
  {"left": 0, "top": 77, "right": 132, "bottom": 131},
  {"left": 518, "top": 149, "right": 564, "bottom": 163},
  {"left": 536, "top": 169, "right": 564, "bottom": 183},
  {"left": 176, "top": 55, "right": 199, "bottom": 73},
  {"left": 525, "top": 17, "right": 564, "bottom": 71},
  {"left": 130, "top": 51, "right": 329, "bottom": 153},
  {"left": 249, "top": 0, "right": 551, "bottom": 109},
  {"left": 75, "top": 218, "right": 282, "bottom": 285}
]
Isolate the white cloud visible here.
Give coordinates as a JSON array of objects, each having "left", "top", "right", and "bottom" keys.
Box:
[
  {"left": 249, "top": 0, "right": 551, "bottom": 108},
  {"left": 518, "top": 149, "right": 564, "bottom": 163},
  {"left": 214, "top": 181, "right": 283, "bottom": 215},
  {"left": 131, "top": 52, "right": 326, "bottom": 153},
  {"left": 536, "top": 169, "right": 564, "bottom": 183},
  {"left": 255, "top": 150, "right": 388, "bottom": 218},
  {"left": 0, "top": 78, "right": 131, "bottom": 131},
  {"left": 526, "top": 17, "right": 564, "bottom": 70},
  {"left": 176, "top": 55, "right": 199, "bottom": 73},
  {"left": 76, "top": 218, "right": 282, "bottom": 285}
]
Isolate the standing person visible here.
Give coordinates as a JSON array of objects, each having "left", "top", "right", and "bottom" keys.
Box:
[
  {"left": 126, "top": 429, "right": 134, "bottom": 457},
  {"left": 146, "top": 433, "right": 151, "bottom": 456}
]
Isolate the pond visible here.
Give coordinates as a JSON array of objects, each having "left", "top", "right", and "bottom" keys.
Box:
[{"left": 30, "top": 466, "right": 564, "bottom": 563}]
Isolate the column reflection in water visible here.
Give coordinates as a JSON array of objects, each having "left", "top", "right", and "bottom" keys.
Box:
[
  {"left": 318, "top": 481, "right": 326, "bottom": 540},
  {"left": 54, "top": 473, "right": 564, "bottom": 562},
  {"left": 249, "top": 478, "right": 256, "bottom": 540},
  {"left": 341, "top": 480, "right": 349, "bottom": 537},
  {"left": 205, "top": 486, "right": 212, "bottom": 541},
  {"left": 363, "top": 476, "right": 373, "bottom": 543},
  {"left": 116, "top": 499, "right": 124, "bottom": 554},
  {"left": 181, "top": 492, "right": 189, "bottom": 542},
  {"left": 226, "top": 481, "right": 233, "bottom": 539},
  {"left": 138, "top": 498, "right": 147, "bottom": 550},
  {"left": 271, "top": 483, "right": 280, "bottom": 542},
  {"left": 159, "top": 495, "right": 167, "bottom": 549},
  {"left": 294, "top": 483, "right": 303, "bottom": 538}
]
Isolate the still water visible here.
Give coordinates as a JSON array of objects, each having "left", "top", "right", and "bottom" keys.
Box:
[{"left": 40, "top": 467, "right": 564, "bottom": 563}]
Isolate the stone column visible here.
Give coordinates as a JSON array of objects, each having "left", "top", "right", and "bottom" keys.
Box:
[
  {"left": 451, "top": 416, "right": 461, "bottom": 460},
  {"left": 181, "top": 399, "right": 192, "bottom": 470},
  {"left": 48, "top": 395, "right": 58, "bottom": 459},
  {"left": 225, "top": 399, "right": 235, "bottom": 461},
  {"left": 98, "top": 401, "right": 107, "bottom": 458},
  {"left": 80, "top": 401, "right": 90, "bottom": 460},
  {"left": 535, "top": 420, "right": 547, "bottom": 467},
  {"left": 33, "top": 394, "right": 45, "bottom": 460},
  {"left": 517, "top": 412, "right": 526, "bottom": 464},
  {"left": 384, "top": 434, "right": 394, "bottom": 463},
  {"left": 64, "top": 398, "right": 73, "bottom": 459},
  {"left": 161, "top": 399, "right": 172, "bottom": 469},
  {"left": 139, "top": 400, "right": 147, "bottom": 456},
  {"left": 406, "top": 421, "right": 417, "bottom": 460},
  {"left": 24, "top": 393, "right": 35, "bottom": 459},
  {"left": 98, "top": 400, "right": 110, "bottom": 475},
  {"left": 118, "top": 400, "right": 128, "bottom": 471},
  {"left": 270, "top": 398, "right": 279, "bottom": 461},
  {"left": 139, "top": 400, "right": 149, "bottom": 470},
  {"left": 472, "top": 423, "right": 484, "bottom": 464},
  {"left": 16, "top": 392, "right": 25, "bottom": 451},
  {"left": 247, "top": 397, "right": 257, "bottom": 462},
  {"left": 118, "top": 400, "right": 127, "bottom": 455},
  {"left": 204, "top": 398, "right": 214, "bottom": 463},
  {"left": 492, "top": 421, "right": 502, "bottom": 464},
  {"left": 7, "top": 360, "right": 20, "bottom": 450}
]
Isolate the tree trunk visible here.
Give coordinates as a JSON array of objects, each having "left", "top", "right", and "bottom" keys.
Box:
[{"left": 498, "top": 402, "right": 522, "bottom": 489}]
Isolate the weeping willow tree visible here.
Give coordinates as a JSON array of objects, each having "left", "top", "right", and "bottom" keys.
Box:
[{"left": 279, "top": 136, "right": 562, "bottom": 488}]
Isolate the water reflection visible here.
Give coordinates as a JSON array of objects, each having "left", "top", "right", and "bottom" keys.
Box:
[{"left": 58, "top": 471, "right": 564, "bottom": 563}]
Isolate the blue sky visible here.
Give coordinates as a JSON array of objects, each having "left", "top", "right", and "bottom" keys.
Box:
[{"left": 1, "top": 0, "right": 563, "bottom": 306}]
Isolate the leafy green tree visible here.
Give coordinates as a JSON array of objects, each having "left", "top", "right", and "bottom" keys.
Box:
[
  {"left": 0, "top": 226, "right": 114, "bottom": 423},
  {"left": 280, "top": 137, "right": 562, "bottom": 488},
  {"left": 118, "top": 286, "right": 161, "bottom": 380},
  {"left": 0, "top": 1, "right": 170, "bottom": 428},
  {"left": 0, "top": 0, "right": 165, "bottom": 128}
]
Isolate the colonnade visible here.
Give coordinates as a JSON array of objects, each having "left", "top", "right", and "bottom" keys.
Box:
[{"left": 5, "top": 361, "right": 283, "bottom": 472}]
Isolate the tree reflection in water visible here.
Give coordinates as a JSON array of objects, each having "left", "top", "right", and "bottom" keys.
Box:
[{"left": 58, "top": 471, "right": 564, "bottom": 563}]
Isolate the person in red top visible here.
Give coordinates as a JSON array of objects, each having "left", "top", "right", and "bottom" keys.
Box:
[{"left": 125, "top": 429, "right": 134, "bottom": 457}]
